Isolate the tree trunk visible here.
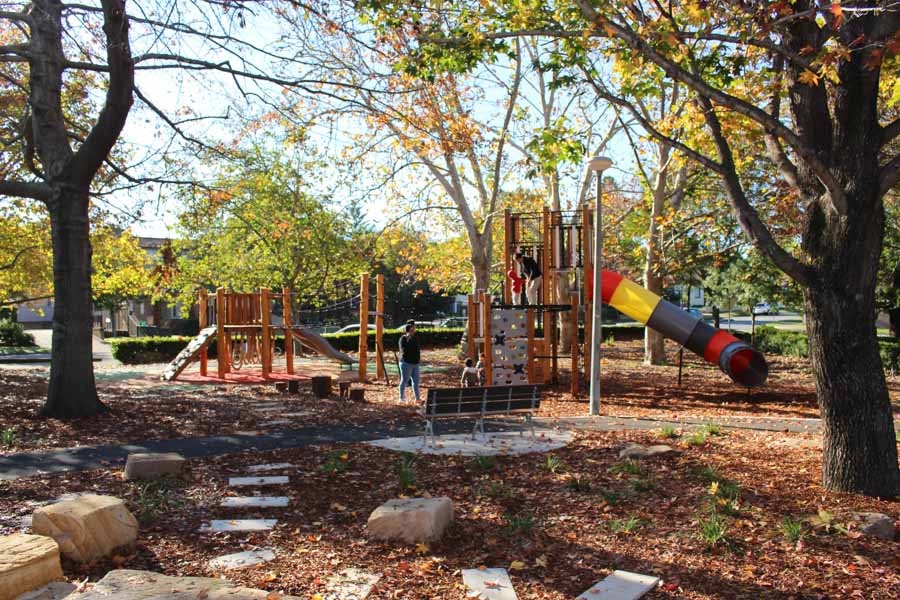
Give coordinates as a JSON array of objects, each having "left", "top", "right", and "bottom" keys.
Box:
[
  {"left": 643, "top": 144, "right": 669, "bottom": 365},
  {"left": 889, "top": 306, "right": 899, "bottom": 339},
  {"left": 806, "top": 281, "right": 899, "bottom": 497},
  {"left": 41, "top": 194, "right": 106, "bottom": 418}
]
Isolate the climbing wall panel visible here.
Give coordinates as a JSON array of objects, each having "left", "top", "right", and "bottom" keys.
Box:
[{"left": 490, "top": 309, "right": 528, "bottom": 385}]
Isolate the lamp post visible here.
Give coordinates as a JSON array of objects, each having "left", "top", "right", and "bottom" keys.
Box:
[{"left": 587, "top": 156, "right": 612, "bottom": 416}]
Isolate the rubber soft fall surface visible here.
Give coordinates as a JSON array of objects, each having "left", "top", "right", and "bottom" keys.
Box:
[{"left": 598, "top": 269, "right": 768, "bottom": 387}]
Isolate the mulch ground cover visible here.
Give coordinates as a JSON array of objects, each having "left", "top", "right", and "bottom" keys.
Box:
[
  {"left": 1, "top": 338, "right": 897, "bottom": 455},
  {"left": 0, "top": 428, "right": 897, "bottom": 599}
]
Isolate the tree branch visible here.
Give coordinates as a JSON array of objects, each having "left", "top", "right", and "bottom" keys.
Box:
[
  {"left": 0, "top": 245, "right": 39, "bottom": 271},
  {"left": 0, "top": 179, "right": 52, "bottom": 201},
  {"left": 68, "top": 0, "right": 134, "bottom": 188},
  {"left": 879, "top": 154, "right": 900, "bottom": 196}
]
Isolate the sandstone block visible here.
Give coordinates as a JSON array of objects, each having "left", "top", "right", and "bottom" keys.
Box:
[
  {"left": 0, "top": 533, "right": 63, "bottom": 600},
  {"left": 32, "top": 495, "right": 138, "bottom": 563},
  {"left": 62, "top": 569, "right": 303, "bottom": 599},
  {"left": 366, "top": 497, "right": 453, "bottom": 543},
  {"left": 123, "top": 452, "right": 186, "bottom": 481},
  {"left": 618, "top": 443, "right": 674, "bottom": 459}
]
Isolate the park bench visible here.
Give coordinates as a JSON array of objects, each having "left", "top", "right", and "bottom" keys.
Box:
[{"left": 422, "top": 384, "right": 542, "bottom": 447}]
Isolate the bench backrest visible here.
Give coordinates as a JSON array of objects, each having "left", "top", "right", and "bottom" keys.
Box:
[{"left": 425, "top": 384, "right": 541, "bottom": 417}]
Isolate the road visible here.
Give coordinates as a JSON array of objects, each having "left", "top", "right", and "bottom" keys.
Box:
[{"left": 713, "top": 311, "right": 805, "bottom": 333}]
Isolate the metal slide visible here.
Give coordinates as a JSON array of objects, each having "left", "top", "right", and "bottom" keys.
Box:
[
  {"left": 597, "top": 269, "right": 768, "bottom": 387},
  {"left": 293, "top": 328, "right": 355, "bottom": 364}
]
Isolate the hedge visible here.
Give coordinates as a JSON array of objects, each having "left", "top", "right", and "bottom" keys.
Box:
[
  {"left": 110, "top": 323, "right": 900, "bottom": 373},
  {"left": 111, "top": 327, "right": 467, "bottom": 364},
  {"left": 0, "top": 320, "right": 35, "bottom": 347}
]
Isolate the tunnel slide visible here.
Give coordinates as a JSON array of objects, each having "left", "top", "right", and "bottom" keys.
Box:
[{"left": 595, "top": 269, "right": 768, "bottom": 387}]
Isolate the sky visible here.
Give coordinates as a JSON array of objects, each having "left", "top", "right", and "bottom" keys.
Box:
[{"left": 94, "top": 2, "right": 637, "bottom": 240}]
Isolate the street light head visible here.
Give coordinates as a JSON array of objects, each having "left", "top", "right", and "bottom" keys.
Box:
[{"left": 587, "top": 156, "right": 613, "bottom": 172}]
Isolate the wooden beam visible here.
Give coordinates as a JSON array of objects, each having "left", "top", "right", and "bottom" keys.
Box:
[
  {"left": 503, "top": 208, "right": 512, "bottom": 304},
  {"left": 541, "top": 206, "right": 550, "bottom": 305},
  {"left": 358, "top": 273, "right": 369, "bottom": 382},
  {"left": 216, "top": 287, "right": 227, "bottom": 378},
  {"left": 481, "top": 291, "right": 492, "bottom": 385},
  {"left": 198, "top": 289, "right": 208, "bottom": 376},
  {"left": 376, "top": 274, "right": 385, "bottom": 381},
  {"left": 467, "top": 293, "right": 477, "bottom": 362},
  {"left": 260, "top": 288, "right": 271, "bottom": 377},
  {"left": 283, "top": 287, "right": 294, "bottom": 374},
  {"left": 570, "top": 291, "right": 579, "bottom": 396}
]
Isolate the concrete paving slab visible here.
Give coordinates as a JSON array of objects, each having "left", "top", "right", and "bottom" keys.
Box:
[
  {"left": 207, "top": 548, "right": 276, "bottom": 570},
  {"left": 322, "top": 567, "right": 381, "bottom": 600},
  {"left": 220, "top": 496, "right": 289, "bottom": 508},
  {"left": 461, "top": 568, "right": 518, "bottom": 600},
  {"left": 228, "top": 476, "right": 288, "bottom": 486},
  {"left": 246, "top": 463, "right": 295, "bottom": 472},
  {"left": 199, "top": 519, "right": 277, "bottom": 532},
  {"left": 576, "top": 570, "right": 660, "bottom": 600},
  {"left": 368, "top": 430, "right": 572, "bottom": 456}
]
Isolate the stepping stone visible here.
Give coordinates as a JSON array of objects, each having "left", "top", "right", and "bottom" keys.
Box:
[
  {"left": 282, "top": 411, "right": 312, "bottom": 417},
  {"left": 261, "top": 419, "right": 292, "bottom": 426},
  {"left": 66, "top": 569, "right": 303, "bottom": 599},
  {"left": 228, "top": 476, "right": 288, "bottom": 487},
  {"left": 462, "top": 568, "right": 518, "bottom": 600},
  {"left": 246, "top": 463, "right": 295, "bottom": 472},
  {"left": 618, "top": 443, "right": 675, "bottom": 459},
  {"left": 252, "top": 406, "right": 286, "bottom": 413},
  {"left": 13, "top": 581, "right": 77, "bottom": 600},
  {"left": 322, "top": 567, "right": 381, "bottom": 600},
  {"left": 199, "top": 519, "right": 277, "bottom": 532},
  {"left": 124, "top": 452, "right": 186, "bottom": 481},
  {"left": 0, "top": 533, "right": 64, "bottom": 600},
  {"left": 221, "top": 496, "right": 290, "bottom": 508},
  {"left": 367, "top": 497, "right": 454, "bottom": 543},
  {"left": 576, "top": 570, "right": 660, "bottom": 600},
  {"left": 208, "top": 548, "right": 276, "bottom": 570}
]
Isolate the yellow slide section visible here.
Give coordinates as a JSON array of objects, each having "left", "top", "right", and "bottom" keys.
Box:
[{"left": 607, "top": 278, "right": 662, "bottom": 324}]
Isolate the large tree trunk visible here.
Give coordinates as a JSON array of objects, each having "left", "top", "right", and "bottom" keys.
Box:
[{"left": 41, "top": 194, "right": 105, "bottom": 418}]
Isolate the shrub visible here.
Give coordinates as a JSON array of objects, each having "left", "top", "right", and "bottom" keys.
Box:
[
  {"left": 542, "top": 454, "right": 566, "bottom": 474},
  {"left": 470, "top": 455, "right": 496, "bottom": 471},
  {"left": 503, "top": 510, "right": 535, "bottom": 535},
  {"left": 131, "top": 475, "right": 183, "bottom": 523},
  {"left": 611, "top": 460, "right": 646, "bottom": 477},
  {"left": 0, "top": 320, "right": 35, "bottom": 347},
  {"left": 686, "top": 431, "right": 708, "bottom": 446},
  {"left": 565, "top": 474, "right": 592, "bottom": 493},
  {"left": 480, "top": 479, "right": 517, "bottom": 501},
  {"left": 738, "top": 327, "right": 900, "bottom": 373},
  {"left": 780, "top": 517, "right": 805, "bottom": 543},
  {"left": 396, "top": 452, "right": 418, "bottom": 490},
  {"left": 700, "top": 423, "right": 725, "bottom": 437}
]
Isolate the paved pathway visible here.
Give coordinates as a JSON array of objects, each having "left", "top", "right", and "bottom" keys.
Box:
[{"left": 0, "top": 413, "right": 854, "bottom": 481}]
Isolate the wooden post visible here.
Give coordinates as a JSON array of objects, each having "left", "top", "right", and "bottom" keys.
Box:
[
  {"left": 283, "top": 287, "right": 294, "bottom": 375},
  {"left": 467, "top": 293, "right": 477, "bottom": 362},
  {"left": 216, "top": 287, "right": 227, "bottom": 378},
  {"left": 481, "top": 291, "right": 492, "bottom": 385},
  {"left": 526, "top": 307, "right": 535, "bottom": 383},
  {"left": 358, "top": 273, "right": 369, "bottom": 382},
  {"left": 581, "top": 205, "right": 592, "bottom": 304},
  {"left": 376, "top": 274, "right": 385, "bottom": 381},
  {"left": 503, "top": 208, "right": 512, "bottom": 304},
  {"left": 584, "top": 301, "right": 592, "bottom": 386},
  {"left": 570, "top": 291, "right": 579, "bottom": 396},
  {"left": 260, "top": 288, "right": 271, "bottom": 377},
  {"left": 542, "top": 206, "right": 551, "bottom": 305},
  {"left": 198, "top": 289, "right": 208, "bottom": 376}
]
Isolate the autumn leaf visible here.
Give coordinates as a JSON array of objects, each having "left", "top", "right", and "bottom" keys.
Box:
[
  {"left": 415, "top": 542, "right": 430, "bottom": 555},
  {"left": 828, "top": 3, "right": 843, "bottom": 29},
  {"left": 509, "top": 560, "right": 526, "bottom": 570},
  {"left": 535, "top": 555, "right": 548, "bottom": 568},
  {"left": 797, "top": 70, "right": 820, "bottom": 86}
]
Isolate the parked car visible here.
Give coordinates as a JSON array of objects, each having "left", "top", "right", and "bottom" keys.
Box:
[
  {"left": 334, "top": 323, "right": 377, "bottom": 334},
  {"left": 438, "top": 317, "right": 467, "bottom": 328},
  {"left": 752, "top": 302, "right": 778, "bottom": 316}
]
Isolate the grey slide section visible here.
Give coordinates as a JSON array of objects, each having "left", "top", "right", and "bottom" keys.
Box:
[
  {"left": 293, "top": 328, "right": 354, "bottom": 364},
  {"left": 684, "top": 319, "right": 718, "bottom": 358},
  {"left": 645, "top": 300, "right": 699, "bottom": 347}
]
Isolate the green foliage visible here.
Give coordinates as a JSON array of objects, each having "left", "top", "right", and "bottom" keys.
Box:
[
  {"left": 597, "top": 488, "right": 623, "bottom": 506},
  {"left": 1, "top": 427, "right": 17, "bottom": 448},
  {"left": 700, "top": 423, "right": 724, "bottom": 437},
  {"left": 698, "top": 464, "right": 722, "bottom": 484},
  {"left": 503, "top": 510, "right": 535, "bottom": 535},
  {"left": 396, "top": 452, "right": 418, "bottom": 490},
  {"left": 698, "top": 511, "right": 728, "bottom": 548},
  {"left": 807, "top": 508, "right": 847, "bottom": 535},
  {"left": 0, "top": 320, "right": 34, "bottom": 346},
  {"left": 480, "top": 479, "right": 517, "bottom": 501},
  {"left": 686, "top": 431, "right": 708, "bottom": 446},
  {"left": 609, "top": 514, "right": 646, "bottom": 534},
  {"left": 470, "top": 455, "right": 496, "bottom": 471},
  {"left": 780, "top": 517, "right": 806, "bottom": 543},
  {"left": 542, "top": 453, "right": 566, "bottom": 474},
  {"left": 611, "top": 459, "right": 646, "bottom": 477},
  {"left": 321, "top": 450, "right": 351, "bottom": 475},
  {"left": 739, "top": 326, "right": 900, "bottom": 372},
  {"left": 630, "top": 475, "right": 658, "bottom": 494},
  {"left": 658, "top": 425, "right": 680, "bottom": 439},
  {"left": 131, "top": 476, "right": 183, "bottom": 524},
  {"left": 564, "top": 474, "right": 592, "bottom": 493}
]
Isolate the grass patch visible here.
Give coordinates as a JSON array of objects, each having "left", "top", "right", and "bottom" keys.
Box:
[
  {"left": 611, "top": 459, "right": 646, "bottom": 477},
  {"left": 396, "top": 452, "right": 418, "bottom": 491},
  {"left": 131, "top": 475, "right": 183, "bottom": 524},
  {"left": 470, "top": 455, "right": 496, "bottom": 471},
  {"left": 543, "top": 453, "right": 566, "bottom": 474},
  {"left": 780, "top": 516, "right": 806, "bottom": 543},
  {"left": 321, "top": 450, "right": 350, "bottom": 475},
  {"left": 609, "top": 514, "right": 646, "bottom": 534},
  {"left": 0, "top": 346, "right": 47, "bottom": 356},
  {"left": 698, "top": 511, "right": 729, "bottom": 548},
  {"left": 565, "top": 475, "right": 592, "bottom": 493},
  {"left": 686, "top": 431, "right": 708, "bottom": 446},
  {"left": 1, "top": 427, "right": 17, "bottom": 448},
  {"left": 503, "top": 511, "right": 535, "bottom": 535},
  {"left": 700, "top": 423, "right": 725, "bottom": 436},
  {"left": 658, "top": 425, "right": 680, "bottom": 439}
]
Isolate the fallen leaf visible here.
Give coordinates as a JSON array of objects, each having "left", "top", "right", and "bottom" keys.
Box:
[{"left": 509, "top": 560, "right": 526, "bottom": 571}]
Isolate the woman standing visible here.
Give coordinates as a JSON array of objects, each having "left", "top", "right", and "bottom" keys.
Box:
[{"left": 398, "top": 321, "right": 421, "bottom": 404}]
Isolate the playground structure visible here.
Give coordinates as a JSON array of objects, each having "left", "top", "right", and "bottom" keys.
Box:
[
  {"left": 466, "top": 207, "right": 768, "bottom": 394},
  {"left": 163, "top": 276, "right": 390, "bottom": 383}
]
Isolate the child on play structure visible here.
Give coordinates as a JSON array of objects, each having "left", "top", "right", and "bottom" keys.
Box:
[
  {"left": 514, "top": 249, "right": 542, "bottom": 305},
  {"left": 475, "top": 351, "right": 486, "bottom": 386},
  {"left": 398, "top": 320, "right": 421, "bottom": 404},
  {"left": 460, "top": 358, "right": 479, "bottom": 387},
  {"left": 506, "top": 264, "right": 525, "bottom": 306}
]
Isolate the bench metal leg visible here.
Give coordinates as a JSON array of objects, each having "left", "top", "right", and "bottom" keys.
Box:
[
  {"left": 524, "top": 413, "right": 535, "bottom": 440},
  {"left": 424, "top": 420, "right": 435, "bottom": 447},
  {"left": 472, "top": 417, "right": 485, "bottom": 440}
]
